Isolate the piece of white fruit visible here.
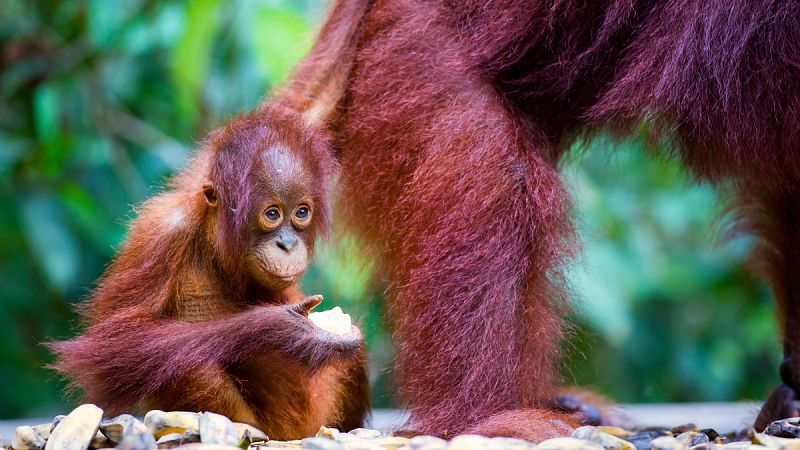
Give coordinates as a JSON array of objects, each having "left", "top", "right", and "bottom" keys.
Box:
[{"left": 309, "top": 306, "right": 352, "bottom": 336}]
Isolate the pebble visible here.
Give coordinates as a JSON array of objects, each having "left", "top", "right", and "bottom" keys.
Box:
[
  {"left": 17, "top": 404, "right": 800, "bottom": 450},
  {"left": 316, "top": 427, "right": 340, "bottom": 441},
  {"left": 367, "top": 437, "right": 409, "bottom": 450},
  {"left": 627, "top": 431, "right": 668, "bottom": 450},
  {"left": 573, "top": 426, "right": 636, "bottom": 450},
  {"left": 539, "top": 437, "right": 606, "bottom": 450},
  {"left": 408, "top": 435, "right": 448, "bottom": 450},
  {"left": 99, "top": 415, "right": 144, "bottom": 444},
  {"left": 233, "top": 422, "right": 268, "bottom": 442},
  {"left": 700, "top": 429, "right": 720, "bottom": 443},
  {"left": 755, "top": 433, "right": 800, "bottom": 450},
  {"left": 672, "top": 425, "right": 699, "bottom": 435},
  {"left": 156, "top": 433, "right": 189, "bottom": 448},
  {"left": 599, "top": 428, "right": 635, "bottom": 439},
  {"left": 145, "top": 411, "right": 201, "bottom": 439},
  {"left": 346, "top": 430, "right": 384, "bottom": 440},
  {"left": 51, "top": 417, "right": 67, "bottom": 432},
  {"left": 155, "top": 431, "right": 200, "bottom": 449},
  {"left": 491, "top": 437, "right": 535, "bottom": 450},
  {"left": 675, "top": 432, "right": 709, "bottom": 448},
  {"left": 341, "top": 440, "right": 385, "bottom": 450},
  {"left": 170, "top": 444, "right": 241, "bottom": 450},
  {"left": 111, "top": 416, "right": 157, "bottom": 450},
  {"left": 45, "top": 404, "right": 103, "bottom": 450},
  {"left": 448, "top": 435, "right": 501, "bottom": 450},
  {"left": 12, "top": 426, "right": 48, "bottom": 450},
  {"left": 650, "top": 436, "right": 685, "bottom": 450},
  {"left": 302, "top": 437, "right": 345, "bottom": 450},
  {"left": 90, "top": 431, "right": 114, "bottom": 449},
  {"left": 259, "top": 439, "right": 303, "bottom": 448},
  {"left": 766, "top": 419, "right": 800, "bottom": 439},
  {"left": 718, "top": 443, "right": 751, "bottom": 450},
  {"left": 198, "top": 412, "right": 238, "bottom": 446}
]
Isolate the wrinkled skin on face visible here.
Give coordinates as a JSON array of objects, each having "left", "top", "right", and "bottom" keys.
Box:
[
  {"left": 202, "top": 141, "right": 319, "bottom": 292},
  {"left": 245, "top": 144, "right": 317, "bottom": 290}
]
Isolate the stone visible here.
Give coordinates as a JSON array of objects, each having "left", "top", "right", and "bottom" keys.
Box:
[
  {"left": 45, "top": 404, "right": 104, "bottom": 450},
  {"left": 366, "top": 437, "right": 410, "bottom": 450},
  {"left": 718, "top": 443, "right": 752, "bottom": 450},
  {"left": 99, "top": 414, "right": 155, "bottom": 450},
  {"left": 538, "top": 437, "right": 606, "bottom": 450},
  {"left": 650, "top": 436, "right": 686, "bottom": 450},
  {"left": 671, "top": 426, "right": 698, "bottom": 435},
  {"left": 448, "top": 435, "right": 501, "bottom": 450},
  {"left": 316, "top": 428, "right": 341, "bottom": 441},
  {"left": 572, "top": 426, "right": 636, "bottom": 450},
  {"left": 233, "top": 423, "right": 268, "bottom": 443},
  {"left": 156, "top": 433, "right": 189, "bottom": 449},
  {"left": 599, "top": 428, "right": 635, "bottom": 439},
  {"left": 345, "top": 429, "right": 384, "bottom": 440},
  {"left": 699, "top": 430, "right": 719, "bottom": 443},
  {"left": 301, "top": 437, "right": 345, "bottom": 450},
  {"left": 754, "top": 433, "right": 800, "bottom": 450},
  {"left": 627, "top": 431, "right": 668, "bottom": 450},
  {"left": 332, "top": 435, "right": 359, "bottom": 444},
  {"left": 765, "top": 419, "right": 800, "bottom": 438},
  {"left": 12, "top": 426, "right": 47, "bottom": 450},
  {"left": 32, "top": 424, "right": 54, "bottom": 442},
  {"left": 90, "top": 430, "right": 113, "bottom": 449},
  {"left": 99, "top": 415, "right": 144, "bottom": 443},
  {"left": 674, "top": 432, "right": 709, "bottom": 448},
  {"left": 169, "top": 444, "right": 241, "bottom": 450},
  {"left": 198, "top": 412, "right": 238, "bottom": 446},
  {"left": 145, "top": 411, "right": 202, "bottom": 439},
  {"left": 261, "top": 440, "right": 303, "bottom": 448},
  {"left": 51, "top": 417, "right": 67, "bottom": 432},
  {"left": 408, "top": 435, "right": 448, "bottom": 450},
  {"left": 491, "top": 437, "right": 536, "bottom": 450},
  {"left": 154, "top": 431, "right": 201, "bottom": 450},
  {"left": 340, "top": 441, "right": 385, "bottom": 450}
]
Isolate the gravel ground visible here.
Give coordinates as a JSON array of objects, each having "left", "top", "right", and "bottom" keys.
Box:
[{"left": 0, "top": 403, "right": 762, "bottom": 442}]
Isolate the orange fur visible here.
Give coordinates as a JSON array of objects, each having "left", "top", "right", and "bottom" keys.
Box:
[{"left": 50, "top": 104, "right": 369, "bottom": 440}]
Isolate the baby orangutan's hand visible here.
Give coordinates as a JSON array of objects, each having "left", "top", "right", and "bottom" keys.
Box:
[{"left": 279, "top": 295, "right": 364, "bottom": 368}]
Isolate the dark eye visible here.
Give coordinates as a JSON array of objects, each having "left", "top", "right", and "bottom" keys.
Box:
[
  {"left": 295, "top": 206, "right": 309, "bottom": 219},
  {"left": 265, "top": 207, "right": 281, "bottom": 222}
]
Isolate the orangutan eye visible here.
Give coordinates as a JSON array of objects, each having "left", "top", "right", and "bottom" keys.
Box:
[
  {"left": 265, "top": 207, "right": 281, "bottom": 222},
  {"left": 291, "top": 205, "right": 312, "bottom": 229},
  {"left": 259, "top": 206, "right": 282, "bottom": 231}
]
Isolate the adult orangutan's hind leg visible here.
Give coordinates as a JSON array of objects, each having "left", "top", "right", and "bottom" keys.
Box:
[{"left": 741, "top": 185, "right": 800, "bottom": 431}]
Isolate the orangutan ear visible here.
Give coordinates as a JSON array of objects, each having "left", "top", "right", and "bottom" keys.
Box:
[{"left": 202, "top": 182, "right": 218, "bottom": 207}]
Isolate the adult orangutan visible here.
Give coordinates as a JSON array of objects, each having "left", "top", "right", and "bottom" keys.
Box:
[
  {"left": 50, "top": 103, "right": 369, "bottom": 440},
  {"left": 271, "top": 0, "right": 800, "bottom": 441}
]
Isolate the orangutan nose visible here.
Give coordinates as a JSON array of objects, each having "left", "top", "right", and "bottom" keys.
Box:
[{"left": 276, "top": 232, "right": 299, "bottom": 253}]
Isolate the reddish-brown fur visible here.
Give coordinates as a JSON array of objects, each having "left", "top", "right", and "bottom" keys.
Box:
[
  {"left": 50, "top": 103, "right": 369, "bottom": 440},
  {"left": 273, "top": 0, "right": 800, "bottom": 441}
]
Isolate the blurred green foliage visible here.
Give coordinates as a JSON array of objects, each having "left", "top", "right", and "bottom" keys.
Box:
[
  {"left": 0, "top": 0, "right": 780, "bottom": 419},
  {"left": 562, "top": 137, "right": 779, "bottom": 402}
]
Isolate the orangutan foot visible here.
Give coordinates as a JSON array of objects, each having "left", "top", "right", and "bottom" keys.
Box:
[{"left": 755, "top": 384, "right": 800, "bottom": 432}]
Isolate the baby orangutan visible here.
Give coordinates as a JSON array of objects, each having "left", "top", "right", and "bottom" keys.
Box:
[{"left": 50, "top": 103, "right": 369, "bottom": 440}]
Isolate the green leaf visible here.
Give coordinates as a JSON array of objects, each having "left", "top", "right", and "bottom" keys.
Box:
[
  {"left": 171, "top": 0, "right": 221, "bottom": 122},
  {"left": 58, "top": 181, "right": 120, "bottom": 253},
  {"left": 250, "top": 6, "right": 311, "bottom": 84},
  {"left": 19, "top": 193, "right": 79, "bottom": 292}
]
